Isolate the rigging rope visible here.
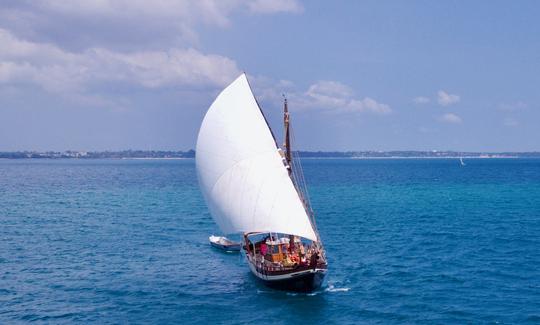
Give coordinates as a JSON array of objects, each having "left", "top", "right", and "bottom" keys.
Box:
[{"left": 288, "top": 120, "right": 321, "bottom": 242}]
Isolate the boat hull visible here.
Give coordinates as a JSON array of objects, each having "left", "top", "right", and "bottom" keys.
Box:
[
  {"left": 247, "top": 260, "right": 326, "bottom": 292},
  {"left": 258, "top": 270, "right": 326, "bottom": 292},
  {"left": 209, "top": 236, "right": 241, "bottom": 252},
  {"left": 210, "top": 241, "right": 240, "bottom": 252}
]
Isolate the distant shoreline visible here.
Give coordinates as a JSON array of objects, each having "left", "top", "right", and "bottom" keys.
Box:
[
  {"left": 1, "top": 150, "right": 539, "bottom": 159},
  {"left": 121, "top": 157, "right": 190, "bottom": 160},
  {"left": 0, "top": 156, "right": 540, "bottom": 160},
  {"left": 306, "top": 156, "right": 522, "bottom": 159}
]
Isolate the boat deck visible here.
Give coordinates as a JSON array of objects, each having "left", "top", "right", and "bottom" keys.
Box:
[
  {"left": 247, "top": 253, "right": 326, "bottom": 275},
  {"left": 244, "top": 234, "right": 327, "bottom": 276}
]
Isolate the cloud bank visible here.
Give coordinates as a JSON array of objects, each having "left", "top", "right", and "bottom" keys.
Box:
[
  {"left": 0, "top": 1, "right": 391, "bottom": 117},
  {"left": 0, "top": 28, "right": 240, "bottom": 107},
  {"left": 0, "top": 0, "right": 303, "bottom": 50},
  {"left": 255, "top": 78, "right": 391, "bottom": 115},
  {"left": 303, "top": 81, "right": 391, "bottom": 114}
]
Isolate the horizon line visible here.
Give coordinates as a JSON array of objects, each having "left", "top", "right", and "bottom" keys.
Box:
[{"left": 2, "top": 149, "right": 540, "bottom": 154}]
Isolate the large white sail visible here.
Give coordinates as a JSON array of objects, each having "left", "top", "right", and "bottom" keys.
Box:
[{"left": 196, "top": 74, "right": 317, "bottom": 241}]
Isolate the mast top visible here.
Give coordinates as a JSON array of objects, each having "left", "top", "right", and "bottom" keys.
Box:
[{"left": 283, "top": 95, "right": 292, "bottom": 168}]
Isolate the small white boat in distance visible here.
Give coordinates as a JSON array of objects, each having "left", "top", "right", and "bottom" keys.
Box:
[
  {"left": 209, "top": 235, "right": 241, "bottom": 252},
  {"left": 460, "top": 157, "right": 466, "bottom": 166}
]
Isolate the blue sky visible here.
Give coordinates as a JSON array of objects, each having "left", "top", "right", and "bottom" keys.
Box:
[{"left": 0, "top": 1, "right": 538, "bottom": 151}]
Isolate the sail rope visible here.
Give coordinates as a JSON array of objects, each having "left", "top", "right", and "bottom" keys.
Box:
[{"left": 287, "top": 120, "right": 321, "bottom": 242}]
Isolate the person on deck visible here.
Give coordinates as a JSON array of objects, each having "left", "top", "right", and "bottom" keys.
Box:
[
  {"left": 288, "top": 235, "right": 295, "bottom": 254},
  {"left": 299, "top": 244, "right": 306, "bottom": 263},
  {"left": 310, "top": 251, "right": 319, "bottom": 270}
]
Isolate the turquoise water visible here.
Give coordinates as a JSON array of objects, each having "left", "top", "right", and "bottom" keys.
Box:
[{"left": 1, "top": 158, "right": 539, "bottom": 324}]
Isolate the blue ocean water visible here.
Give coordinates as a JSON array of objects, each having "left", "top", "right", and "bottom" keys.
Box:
[{"left": 1, "top": 158, "right": 539, "bottom": 324}]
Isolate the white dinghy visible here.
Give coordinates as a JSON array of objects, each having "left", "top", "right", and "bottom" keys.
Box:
[{"left": 209, "top": 235, "right": 241, "bottom": 252}]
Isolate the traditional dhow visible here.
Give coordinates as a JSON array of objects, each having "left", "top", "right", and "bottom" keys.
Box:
[{"left": 196, "top": 74, "right": 327, "bottom": 292}]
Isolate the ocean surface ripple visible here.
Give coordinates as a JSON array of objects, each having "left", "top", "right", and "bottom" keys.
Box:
[{"left": 1, "top": 158, "right": 539, "bottom": 324}]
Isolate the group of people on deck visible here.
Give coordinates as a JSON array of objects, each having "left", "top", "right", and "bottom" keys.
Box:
[{"left": 257, "top": 234, "right": 320, "bottom": 269}]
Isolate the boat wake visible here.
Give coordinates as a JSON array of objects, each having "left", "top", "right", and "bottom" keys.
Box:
[
  {"left": 256, "top": 284, "right": 350, "bottom": 296},
  {"left": 256, "top": 289, "right": 273, "bottom": 294},
  {"left": 325, "top": 284, "right": 350, "bottom": 293}
]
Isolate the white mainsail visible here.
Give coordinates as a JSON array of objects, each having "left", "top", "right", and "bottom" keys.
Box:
[{"left": 196, "top": 74, "right": 317, "bottom": 241}]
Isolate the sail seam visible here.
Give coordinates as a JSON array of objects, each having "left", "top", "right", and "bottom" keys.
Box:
[{"left": 207, "top": 149, "right": 276, "bottom": 199}]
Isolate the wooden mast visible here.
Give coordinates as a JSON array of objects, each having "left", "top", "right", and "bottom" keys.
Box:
[
  {"left": 283, "top": 97, "right": 292, "bottom": 171},
  {"left": 282, "top": 98, "right": 322, "bottom": 244},
  {"left": 282, "top": 96, "right": 322, "bottom": 244}
]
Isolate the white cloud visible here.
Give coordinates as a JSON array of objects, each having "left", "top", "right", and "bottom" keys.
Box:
[
  {"left": 346, "top": 97, "right": 392, "bottom": 114},
  {"left": 39, "top": 0, "right": 303, "bottom": 18},
  {"left": 0, "top": 1, "right": 304, "bottom": 108},
  {"left": 88, "top": 48, "right": 240, "bottom": 89},
  {"left": 251, "top": 75, "right": 295, "bottom": 103},
  {"left": 0, "top": 3, "right": 387, "bottom": 118},
  {"left": 413, "top": 96, "right": 430, "bottom": 104},
  {"left": 248, "top": 0, "right": 303, "bottom": 14},
  {"left": 252, "top": 78, "right": 391, "bottom": 115},
  {"left": 36, "top": 0, "right": 238, "bottom": 27},
  {"left": 0, "top": 1, "right": 304, "bottom": 109},
  {"left": 0, "top": 0, "right": 303, "bottom": 50},
  {"left": 437, "top": 90, "right": 460, "bottom": 106},
  {"left": 0, "top": 29, "right": 240, "bottom": 105},
  {"left": 440, "top": 113, "right": 462, "bottom": 124},
  {"left": 305, "top": 81, "right": 353, "bottom": 107},
  {"left": 294, "top": 80, "right": 391, "bottom": 115}
]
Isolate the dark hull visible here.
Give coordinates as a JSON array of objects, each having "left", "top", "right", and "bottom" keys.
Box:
[
  {"left": 255, "top": 269, "right": 326, "bottom": 292},
  {"left": 247, "top": 256, "right": 327, "bottom": 292}
]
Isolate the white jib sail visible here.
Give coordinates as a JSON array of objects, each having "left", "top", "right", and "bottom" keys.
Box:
[{"left": 196, "top": 74, "right": 317, "bottom": 241}]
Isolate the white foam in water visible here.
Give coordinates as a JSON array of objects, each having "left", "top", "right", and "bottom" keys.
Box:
[
  {"left": 325, "top": 284, "right": 351, "bottom": 293},
  {"left": 257, "top": 284, "right": 350, "bottom": 295},
  {"left": 256, "top": 289, "right": 272, "bottom": 294},
  {"left": 327, "top": 287, "right": 350, "bottom": 292}
]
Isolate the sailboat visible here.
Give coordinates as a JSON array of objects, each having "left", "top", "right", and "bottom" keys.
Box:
[
  {"left": 196, "top": 73, "right": 327, "bottom": 292},
  {"left": 460, "top": 157, "right": 466, "bottom": 166}
]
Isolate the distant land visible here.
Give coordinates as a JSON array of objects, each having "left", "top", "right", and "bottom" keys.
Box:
[{"left": 1, "top": 150, "right": 540, "bottom": 159}]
